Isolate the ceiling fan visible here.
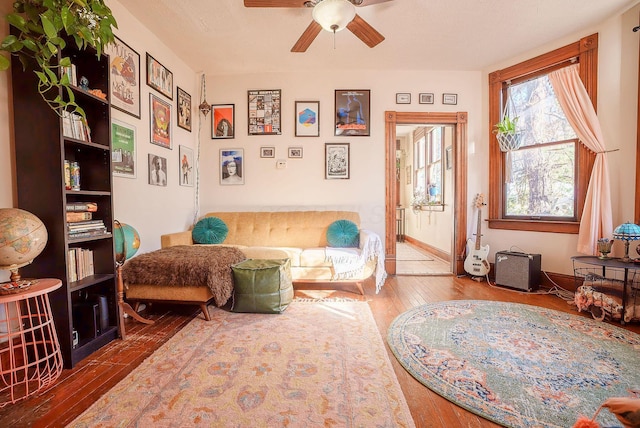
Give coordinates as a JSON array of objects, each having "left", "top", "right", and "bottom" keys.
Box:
[{"left": 244, "top": 0, "right": 392, "bottom": 52}]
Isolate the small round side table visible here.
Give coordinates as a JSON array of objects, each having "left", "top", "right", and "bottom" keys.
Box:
[{"left": 0, "top": 278, "right": 63, "bottom": 407}]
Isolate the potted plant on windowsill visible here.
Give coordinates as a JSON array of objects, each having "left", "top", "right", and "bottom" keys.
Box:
[
  {"left": 0, "top": 0, "right": 118, "bottom": 118},
  {"left": 493, "top": 115, "right": 523, "bottom": 152}
]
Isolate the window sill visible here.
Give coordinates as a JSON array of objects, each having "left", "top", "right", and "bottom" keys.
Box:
[
  {"left": 487, "top": 219, "right": 579, "bottom": 234},
  {"left": 413, "top": 204, "right": 445, "bottom": 212}
]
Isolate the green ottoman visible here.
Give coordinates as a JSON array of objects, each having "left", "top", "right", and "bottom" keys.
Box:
[{"left": 231, "top": 259, "right": 293, "bottom": 313}]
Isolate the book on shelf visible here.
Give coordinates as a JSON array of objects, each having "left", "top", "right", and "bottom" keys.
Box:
[
  {"left": 67, "top": 247, "right": 94, "bottom": 282},
  {"left": 68, "top": 229, "right": 109, "bottom": 240},
  {"left": 66, "top": 211, "right": 93, "bottom": 222},
  {"left": 66, "top": 202, "right": 98, "bottom": 212},
  {"left": 62, "top": 110, "right": 91, "bottom": 142}
]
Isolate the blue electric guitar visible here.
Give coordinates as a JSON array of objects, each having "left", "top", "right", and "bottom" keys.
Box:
[{"left": 464, "top": 194, "right": 490, "bottom": 277}]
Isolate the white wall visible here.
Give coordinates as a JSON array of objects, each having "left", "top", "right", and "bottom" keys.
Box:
[
  {"left": 480, "top": 5, "right": 640, "bottom": 275},
  {"left": 199, "top": 69, "right": 482, "bottom": 240},
  {"left": 0, "top": 0, "right": 637, "bottom": 281}
]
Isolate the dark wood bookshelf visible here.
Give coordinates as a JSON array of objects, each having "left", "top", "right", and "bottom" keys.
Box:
[{"left": 11, "top": 40, "right": 118, "bottom": 369}]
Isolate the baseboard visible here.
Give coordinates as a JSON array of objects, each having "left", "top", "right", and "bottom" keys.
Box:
[{"left": 402, "top": 236, "right": 451, "bottom": 262}]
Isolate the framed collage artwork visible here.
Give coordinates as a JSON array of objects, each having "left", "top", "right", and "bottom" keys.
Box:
[
  {"left": 248, "top": 89, "right": 281, "bottom": 135},
  {"left": 212, "top": 104, "right": 235, "bottom": 139},
  {"left": 104, "top": 36, "right": 140, "bottom": 118},
  {"left": 146, "top": 53, "right": 173, "bottom": 100},
  {"left": 150, "top": 93, "right": 172, "bottom": 149},
  {"left": 335, "top": 90, "right": 370, "bottom": 137},
  {"left": 295, "top": 101, "right": 319, "bottom": 137}
]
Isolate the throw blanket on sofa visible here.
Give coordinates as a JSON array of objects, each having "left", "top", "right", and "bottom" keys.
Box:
[
  {"left": 122, "top": 245, "right": 246, "bottom": 307},
  {"left": 325, "top": 230, "right": 387, "bottom": 293}
]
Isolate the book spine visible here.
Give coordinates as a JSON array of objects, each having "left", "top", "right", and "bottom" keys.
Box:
[
  {"left": 68, "top": 230, "right": 109, "bottom": 240},
  {"left": 66, "top": 211, "right": 92, "bottom": 222},
  {"left": 65, "top": 202, "right": 98, "bottom": 212}
]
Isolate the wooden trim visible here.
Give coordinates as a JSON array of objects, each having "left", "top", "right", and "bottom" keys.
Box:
[
  {"left": 488, "top": 33, "right": 598, "bottom": 231},
  {"left": 637, "top": 11, "right": 640, "bottom": 224},
  {"left": 404, "top": 236, "right": 451, "bottom": 262},
  {"left": 385, "top": 111, "right": 468, "bottom": 276}
]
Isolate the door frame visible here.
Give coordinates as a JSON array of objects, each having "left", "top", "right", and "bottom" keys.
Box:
[{"left": 385, "top": 111, "right": 468, "bottom": 275}]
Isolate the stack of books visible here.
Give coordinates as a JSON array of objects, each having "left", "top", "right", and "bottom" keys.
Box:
[
  {"left": 62, "top": 110, "right": 92, "bottom": 142},
  {"left": 66, "top": 202, "right": 108, "bottom": 239},
  {"left": 67, "top": 247, "right": 94, "bottom": 282}
]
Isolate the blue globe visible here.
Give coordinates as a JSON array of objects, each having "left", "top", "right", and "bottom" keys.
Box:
[{"left": 113, "top": 222, "right": 140, "bottom": 262}]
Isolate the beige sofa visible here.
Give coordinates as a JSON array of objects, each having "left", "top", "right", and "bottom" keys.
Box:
[{"left": 160, "top": 211, "right": 387, "bottom": 295}]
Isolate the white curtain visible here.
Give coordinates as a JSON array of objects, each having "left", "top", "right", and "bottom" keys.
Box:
[{"left": 548, "top": 64, "right": 613, "bottom": 255}]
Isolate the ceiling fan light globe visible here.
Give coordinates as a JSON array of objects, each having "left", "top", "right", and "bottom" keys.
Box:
[{"left": 312, "top": 0, "right": 356, "bottom": 33}]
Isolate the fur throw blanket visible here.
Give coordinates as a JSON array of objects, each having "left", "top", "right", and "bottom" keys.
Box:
[{"left": 122, "top": 245, "right": 246, "bottom": 307}]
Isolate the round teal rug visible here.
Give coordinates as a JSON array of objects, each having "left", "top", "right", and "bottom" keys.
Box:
[{"left": 387, "top": 300, "right": 640, "bottom": 428}]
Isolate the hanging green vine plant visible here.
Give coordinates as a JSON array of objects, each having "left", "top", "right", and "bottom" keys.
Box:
[{"left": 0, "top": 0, "right": 118, "bottom": 118}]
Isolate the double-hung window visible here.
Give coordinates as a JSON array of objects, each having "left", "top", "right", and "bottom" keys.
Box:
[{"left": 488, "top": 34, "right": 598, "bottom": 233}]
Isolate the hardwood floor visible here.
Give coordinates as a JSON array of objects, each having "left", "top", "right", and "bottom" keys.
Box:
[{"left": 1, "top": 275, "right": 639, "bottom": 427}]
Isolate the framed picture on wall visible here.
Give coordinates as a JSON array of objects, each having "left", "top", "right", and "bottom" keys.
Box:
[
  {"left": 104, "top": 36, "right": 141, "bottom": 118},
  {"left": 150, "top": 93, "right": 172, "bottom": 149},
  {"left": 177, "top": 87, "right": 192, "bottom": 132},
  {"left": 419, "top": 93, "right": 434, "bottom": 104},
  {"left": 220, "top": 148, "right": 244, "bottom": 185},
  {"left": 248, "top": 90, "right": 281, "bottom": 135},
  {"left": 212, "top": 104, "right": 235, "bottom": 139},
  {"left": 325, "top": 143, "right": 350, "bottom": 179},
  {"left": 442, "top": 93, "right": 458, "bottom": 105},
  {"left": 334, "top": 90, "right": 370, "bottom": 137},
  {"left": 111, "top": 119, "right": 136, "bottom": 178},
  {"left": 146, "top": 53, "right": 173, "bottom": 99},
  {"left": 295, "top": 101, "right": 320, "bottom": 137},
  {"left": 288, "top": 147, "right": 303, "bottom": 158},
  {"left": 148, "top": 153, "right": 167, "bottom": 186},
  {"left": 179, "top": 145, "right": 194, "bottom": 186},
  {"left": 260, "top": 146, "right": 275, "bottom": 158}
]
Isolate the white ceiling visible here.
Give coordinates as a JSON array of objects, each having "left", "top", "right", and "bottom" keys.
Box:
[{"left": 117, "top": 0, "right": 638, "bottom": 75}]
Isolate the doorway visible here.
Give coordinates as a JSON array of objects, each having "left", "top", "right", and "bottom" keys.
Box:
[{"left": 384, "top": 111, "right": 468, "bottom": 276}]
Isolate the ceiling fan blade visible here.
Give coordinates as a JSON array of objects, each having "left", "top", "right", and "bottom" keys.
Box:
[
  {"left": 291, "top": 20, "right": 322, "bottom": 52},
  {"left": 347, "top": 14, "right": 385, "bottom": 48},
  {"left": 244, "top": 0, "right": 307, "bottom": 7},
  {"left": 352, "top": 0, "right": 394, "bottom": 6}
]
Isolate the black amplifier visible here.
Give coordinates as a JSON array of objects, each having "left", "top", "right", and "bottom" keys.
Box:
[{"left": 494, "top": 251, "right": 541, "bottom": 292}]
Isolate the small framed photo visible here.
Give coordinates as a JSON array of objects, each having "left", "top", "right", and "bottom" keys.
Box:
[
  {"left": 288, "top": 147, "right": 303, "bottom": 158},
  {"left": 148, "top": 153, "right": 167, "bottom": 186},
  {"left": 260, "top": 146, "right": 275, "bottom": 158},
  {"left": 248, "top": 89, "right": 282, "bottom": 135},
  {"left": 176, "top": 87, "right": 192, "bottom": 132},
  {"left": 325, "top": 143, "right": 350, "bottom": 180},
  {"left": 179, "top": 145, "right": 194, "bottom": 186},
  {"left": 419, "top": 93, "right": 434, "bottom": 104},
  {"left": 445, "top": 146, "right": 453, "bottom": 170},
  {"left": 146, "top": 53, "right": 173, "bottom": 100},
  {"left": 220, "top": 149, "right": 244, "bottom": 185},
  {"left": 442, "top": 93, "right": 458, "bottom": 105},
  {"left": 212, "top": 104, "right": 235, "bottom": 139},
  {"left": 150, "top": 93, "right": 172, "bottom": 149},
  {"left": 111, "top": 119, "right": 136, "bottom": 179},
  {"left": 396, "top": 93, "right": 411, "bottom": 104},
  {"left": 335, "top": 89, "right": 370, "bottom": 137},
  {"left": 295, "top": 101, "right": 320, "bottom": 137}
]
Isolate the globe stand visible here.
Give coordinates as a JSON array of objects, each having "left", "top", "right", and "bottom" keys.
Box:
[
  {"left": 116, "top": 261, "right": 154, "bottom": 340},
  {"left": 0, "top": 262, "right": 34, "bottom": 291}
]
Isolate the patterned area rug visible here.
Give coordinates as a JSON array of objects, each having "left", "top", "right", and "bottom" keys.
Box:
[
  {"left": 71, "top": 301, "right": 415, "bottom": 427},
  {"left": 387, "top": 300, "right": 640, "bottom": 428}
]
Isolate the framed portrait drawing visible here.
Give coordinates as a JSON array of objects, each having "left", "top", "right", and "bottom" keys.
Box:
[
  {"left": 325, "top": 143, "right": 350, "bottom": 180},
  {"left": 148, "top": 153, "right": 167, "bottom": 186},
  {"left": 334, "top": 90, "right": 370, "bottom": 137},
  {"left": 419, "top": 93, "right": 434, "bottom": 104},
  {"left": 288, "top": 147, "right": 303, "bottom": 158},
  {"left": 260, "top": 146, "right": 275, "bottom": 158},
  {"left": 220, "top": 148, "right": 244, "bottom": 185},
  {"left": 177, "top": 87, "right": 192, "bottom": 132},
  {"left": 150, "top": 93, "right": 172, "bottom": 149},
  {"left": 179, "top": 145, "right": 194, "bottom": 186},
  {"left": 111, "top": 119, "right": 136, "bottom": 178},
  {"left": 146, "top": 53, "right": 173, "bottom": 100},
  {"left": 248, "top": 89, "right": 281, "bottom": 135},
  {"left": 295, "top": 101, "right": 319, "bottom": 137},
  {"left": 104, "top": 36, "right": 140, "bottom": 118},
  {"left": 212, "top": 104, "right": 235, "bottom": 139}
]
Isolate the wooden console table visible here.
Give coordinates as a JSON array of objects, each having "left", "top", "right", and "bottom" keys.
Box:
[{"left": 0, "top": 278, "right": 64, "bottom": 406}]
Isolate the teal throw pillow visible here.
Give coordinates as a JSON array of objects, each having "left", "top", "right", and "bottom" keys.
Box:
[
  {"left": 326, "top": 219, "right": 359, "bottom": 248},
  {"left": 192, "top": 217, "right": 228, "bottom": 244}
]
